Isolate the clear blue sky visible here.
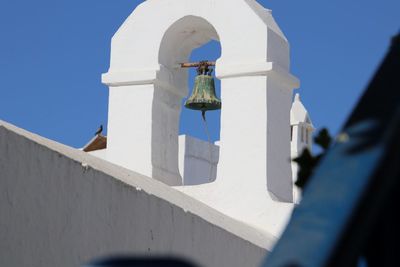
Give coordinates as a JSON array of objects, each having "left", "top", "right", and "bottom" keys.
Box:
[{"left": 0, "top": 0, "right": 398, "bottom": 148}]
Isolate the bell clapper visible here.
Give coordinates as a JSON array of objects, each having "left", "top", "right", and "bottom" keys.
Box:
[
  {"left": 200, "top": 110, "right": 213, "bottom": 181},
  {"left": 201, "top": 110, "right": 206, "bottom": 121}
]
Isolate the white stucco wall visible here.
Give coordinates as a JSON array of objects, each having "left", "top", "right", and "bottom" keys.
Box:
[
  {"left": 0, "top": 120, "right": 274, "bottom": 267},
  {"left": 85, "top": 135, "right": 219, "bottom": 186},
  {"left": 178, "top": 135, "right": 219, "bottom": 186}
]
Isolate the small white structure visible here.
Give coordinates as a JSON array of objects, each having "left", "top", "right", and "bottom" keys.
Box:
[{"left": 290, "top": 93, "right": 314, "bottom": 203}]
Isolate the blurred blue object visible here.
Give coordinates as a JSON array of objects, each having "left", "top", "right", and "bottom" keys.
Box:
[{"left": 263, "top": 33, "right": 400, "bottom": 267}]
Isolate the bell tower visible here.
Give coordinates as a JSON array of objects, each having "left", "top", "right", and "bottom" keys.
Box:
[
  {"left": 101, "top": 0, "right": 300, "bottom": 236},
  {"left": 290, "top": 93, "right": 314, "bottom": 203}
]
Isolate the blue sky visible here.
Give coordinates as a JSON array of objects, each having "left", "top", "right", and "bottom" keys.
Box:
[{"left": 0, "top": 0, "right": 398, "bottom": 148}]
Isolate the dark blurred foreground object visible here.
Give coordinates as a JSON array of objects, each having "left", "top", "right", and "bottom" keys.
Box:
[
  {"left": 84, "top": 256, "right": 198, "bottom": 267},
  {"left": 293, "top": 128, "right": 332, "bottom": 189},
  {"left": 263, "top": 33, "right": 400, "bottom": 267}
]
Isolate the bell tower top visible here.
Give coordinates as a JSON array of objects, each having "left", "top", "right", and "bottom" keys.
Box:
[{"left": 102, "top": 0, "right": 294, "bottom": 88}]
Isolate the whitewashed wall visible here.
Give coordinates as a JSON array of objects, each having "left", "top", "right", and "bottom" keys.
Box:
[
  {"left": 178, "top": 135, "right": 219, "bottom": 185},
  {"left": 0, "top": 120, "right": 274, "bottom": 267}
]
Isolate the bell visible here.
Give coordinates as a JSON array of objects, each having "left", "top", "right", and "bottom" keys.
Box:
[{"left": 184, "top": 65, "right": 221, "bottom": 112}]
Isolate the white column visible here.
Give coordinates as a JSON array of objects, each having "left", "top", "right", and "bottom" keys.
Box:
[
  {"left": 103, "top": 70, "right": 184, "bottom": 186},
  {"left": 216, "top": 63, "right": 298, "bottom": 203}
]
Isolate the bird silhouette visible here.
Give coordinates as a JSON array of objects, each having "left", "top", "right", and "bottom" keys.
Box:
[{"left": 95, "top": 124, "right": 103, "bottom": 136}]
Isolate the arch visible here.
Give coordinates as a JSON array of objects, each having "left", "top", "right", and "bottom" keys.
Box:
[
  {"left": 103, "top": 0, "right": 289, "bottom": 81},
  {"left": 158, "top": 15, "right": 220, "bottom": 97},
  {"left": 179, "top": 39, "right": 222, "bottom": 142},
  {"left": 159, "top": 16, "right": 220, "bottom": 67},
  {"left": 152, "top": 16, "right": 221, "bottom": 185}
]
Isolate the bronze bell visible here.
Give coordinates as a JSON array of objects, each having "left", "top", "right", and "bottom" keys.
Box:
[{"left": 184, "top": 63, "right": 221, "bottom": 112}]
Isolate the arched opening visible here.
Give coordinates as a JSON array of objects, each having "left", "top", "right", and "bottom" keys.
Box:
[
  {"left": 156, "top": 16, "right": 221, "bottom": 185},
  {"left": 179, "top": 40, "right": 221, "bottom": 185},
  {"left": 180, "top": 40, "right": 221, "bottom": 142}
]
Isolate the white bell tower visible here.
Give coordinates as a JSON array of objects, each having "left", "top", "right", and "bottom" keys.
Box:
[{"left": 100, "top": 0, "right": 300, "bottom": 236}]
